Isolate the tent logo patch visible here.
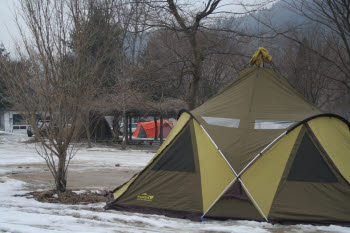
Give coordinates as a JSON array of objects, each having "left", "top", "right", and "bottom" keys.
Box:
[{"left": 137, "top": 193, "right": 154, "bottom": 201}]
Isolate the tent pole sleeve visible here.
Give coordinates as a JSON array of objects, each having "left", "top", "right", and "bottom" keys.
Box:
[
  {"left": 237, "top": 131, "right": 287, "bottom": 177},
  {"left": 199, "top": 124, "right": 238, "bottom": 177},
  {"left": 239, "top": 178, "right": 268, "bottom": 222},
  {"left": 201, "top": 178, "right": 237, "bottom": 219}
]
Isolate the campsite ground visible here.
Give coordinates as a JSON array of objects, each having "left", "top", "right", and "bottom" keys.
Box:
[{"left": 0, "top": 132, "right": 349, "bottom": 233}]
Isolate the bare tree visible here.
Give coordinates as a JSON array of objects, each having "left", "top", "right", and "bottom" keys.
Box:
[
  {"left": 288, "top": 37, "right": 338, "bottom": 106},
  {"left": 135, "top": 0, "right": 275, "bottom": 109},
  {"left": 1, "top": 0, "right": 114, "bottom": 192},
  {"left": 142, "top": 0, "right": 227, "bottom": 109},
  {"left": 265, "top": 25, "right": 342, "bottom": 109},
  {"left": 136, "top": 26, "right": 250, "bottom": 107},
  {"left": 166, "top": 0, "right": 223, "bottom": 109},
  {"left": 0, "top": 44, "right": 12, "bottom": 109},
  {"left": 70, "top": 0, "right": 126, "bottom": 148},
  {"left": 104, "top": 0, "right": 152, "bottom": 149},
  {"left": 284, "top": 0, "right": 350, "bottom": 92},
  {"left": 241, "top": 0, "right": 349, "bottom": 115}
]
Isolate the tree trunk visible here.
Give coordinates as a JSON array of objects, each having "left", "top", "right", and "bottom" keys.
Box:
[
  {"left": 85, "top": 112, "right": 92, "bottom": 148},
  {"left": 188, "top": 34, "right": 203, "bottom": 110},
  {"left": 189, "top": 76, "right": 200, "bottom": 110},
  {"left": 154, "top": 116, "right": 158, "bottom": 140},
  {"left": 122, "top": 111, "right": 127, "bottom": 150},
  {"left": 56, "top": 155, "right": 67, "bottom": 192},
  {"left": 160, "top": 114, "right": 164, "bottom": 144},
  {"left": 112, "top": 112, "right": 121, "bottom": 141},
  {"left": 129, "top": 115, "right": 132, "bottom": 140}
]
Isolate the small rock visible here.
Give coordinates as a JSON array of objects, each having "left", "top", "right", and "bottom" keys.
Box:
[
  {"left": 11, "top": 172, "right": 18, "bottom": 175},
  {"left": 26, "top": 167, "right": 30, "bottom": 169},
  {"left": 115, "top": 164, "right": 120, "bottom": 167},
  {"left": 18, "top": 166, "right": 23, "bottom": 168}
]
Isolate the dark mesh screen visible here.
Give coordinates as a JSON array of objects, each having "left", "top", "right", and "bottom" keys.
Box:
[
  {"left": 221, "top": 181, "right": 250, "bottom": 201},
  {"left": 138, "top": 126, "right": 148, "bottom": 138},
  {"left": 151, "top": 124, "right": 195, "bottom": 172},
  {"left": 287, "top": 133, "right": 338, "bottom": 182}
]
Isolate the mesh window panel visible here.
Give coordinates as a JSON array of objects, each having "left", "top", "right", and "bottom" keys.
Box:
[
  {"left": 151, "top": 124, "right": 195, "bottom": 172},
  {"left": 202, "top": 116, "right": 240, "bottom": 128},
  {"left": 254, "top": 120, "right": 294, "bottom": 129},
  {"left": 138, "top": 126, "right": 148, "bottom": 138},
  {"left": 287, "top": 133, "right": 338, "bottom": 182}
]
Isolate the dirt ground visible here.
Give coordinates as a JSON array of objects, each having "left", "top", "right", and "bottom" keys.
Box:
[
  {"left": 9, "top": 163, "right": 138, "bottom": 191},
  {"left": 5, "top": 138, "right": 158, "bottom": 192}
]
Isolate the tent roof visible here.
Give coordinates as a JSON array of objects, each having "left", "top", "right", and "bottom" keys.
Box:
[{"left": 191, "top": 66, "right": 323, "bottom": 172}]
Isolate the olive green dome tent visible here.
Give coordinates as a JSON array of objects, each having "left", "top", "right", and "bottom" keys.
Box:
[{"left": 105, "top": 49, "right": 350, "bottom": 224}]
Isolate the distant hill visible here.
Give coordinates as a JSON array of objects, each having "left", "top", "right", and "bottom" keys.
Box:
[{"left": 237, "top": 0, "right": 311, "bottom": 32}]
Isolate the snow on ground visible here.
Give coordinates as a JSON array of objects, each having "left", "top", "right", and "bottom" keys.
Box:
[
  {"left": 0, "top": 131, "right": 153, "bottom": 176},
  {"left": 0, "top": 132, "right": 349, "bottom": 233},
  {"left": 0, "top": 177, "right": 271, "bottom": 233},
  {"left": 0, "top": 132, "right": 42, "bottom": 166},
  {"left": 0, "top": 131, "right": 153, "bottom": 168}
]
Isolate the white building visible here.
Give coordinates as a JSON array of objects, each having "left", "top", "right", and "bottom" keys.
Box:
[{"left": 0, "top": 110, "right": 29, "bottom": 134}]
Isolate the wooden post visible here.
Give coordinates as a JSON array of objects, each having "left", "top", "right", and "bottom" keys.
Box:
[
  {"left": 154, "top": 116, "right": 158, "bottom": 140},
  {"left": 129, "top": 114, "right": 132, "bottom": 140},
  {"left": 160, "top": 114, "right": 164, "bottom": 144},
  {"left": 125, "top": 113, "right": 128, "bottom": 144},
  {"left": 122, "top": 111, "right": 127, "bottom": 150}
]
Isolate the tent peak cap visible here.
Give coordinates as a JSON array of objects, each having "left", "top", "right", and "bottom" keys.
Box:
[{"left": 249, "top": 47, "right": 272, "bottom": 66}]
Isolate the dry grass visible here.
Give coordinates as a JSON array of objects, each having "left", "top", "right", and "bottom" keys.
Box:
[{"left": 25, "top": 189, "right": 108, "bottom": 204}]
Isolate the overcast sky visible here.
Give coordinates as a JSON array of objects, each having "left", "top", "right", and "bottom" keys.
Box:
[
  {"left": 0, "top": 0, "right": 271, "bottom": 56},
  {"left": 0, "top": 0, "right": 20, "bottom": 54}
]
